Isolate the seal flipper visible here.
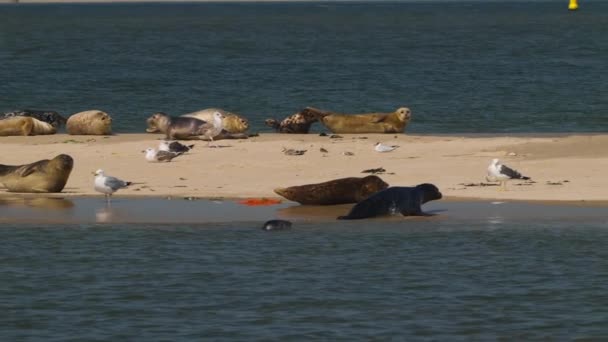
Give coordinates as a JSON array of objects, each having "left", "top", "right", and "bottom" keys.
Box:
[{"left": 17, "top": 160, "right": 49, "bottom": 177}]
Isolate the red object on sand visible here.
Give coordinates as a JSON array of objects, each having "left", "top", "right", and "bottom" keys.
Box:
[{"left": 238, "top": 198, "right": 282, "bottom": 206}]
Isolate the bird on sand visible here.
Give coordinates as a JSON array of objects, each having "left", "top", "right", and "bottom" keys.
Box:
[
  {"left": 486, "top": 158, "right": 530, "bottom": 191},
  {"left": 374, "top": 142, "right": 399, "bottom": 153},
  {"left": 159, "top": 140, "right": 194, "bottom": 154},
  {"left": 93, "top": 169, "right": 132, "bottom": 204},
  {"left": 144, "top": 147, "right": 183, "bottom": 162},
  {"left": 201, "top": 111, "right": 225, "bottom": 147}
]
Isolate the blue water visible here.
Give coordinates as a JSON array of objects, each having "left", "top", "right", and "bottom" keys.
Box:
[
  {"left": 2, "top": 221, "right": 608, "bottom": 340},
  {"left": 1, "top": 1, "right": 607, "bottom": 133}
]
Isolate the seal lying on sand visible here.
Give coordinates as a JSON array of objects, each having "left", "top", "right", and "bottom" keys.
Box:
[
  {"left": 66, "top": 110, "right": 113, "bottom": 135},
  {"left": 182, "top": 108, "right": 249, "bottom": 134},
  {"left": 0, "top": 154, "right": 73, "bottom": 193},
  {"left": 308, "top": 107, "right": 412, "bottom": 134},
  {"left": 274, "top": 175, "right": 389, "bottom": 205},
  {"left": 337, "top": 183, "right": 442, "bottom": 220},
  {"left": 146, "top": 112, "right": 249, "bottom": 140},
  {"left": 264, "top": 108, "right": 320, "bottom": 133},
  {"left": 1, "top": 110, "right": 67, "bottom": 128},
  {"left": 0, "top": 116, "right": 57, "bottom": 136}
]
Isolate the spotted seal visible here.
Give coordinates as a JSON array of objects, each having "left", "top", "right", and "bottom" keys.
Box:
[
  {"left": 337, "top": 183, "right": 442, "bottom": 220},
  {"left": 264, "top": 108, "right": 320, "bottom": 133},
  {"left": 0, "top": 154, "right": 74, "bottom": 193},
  {"left": 66, "top": 110, "right": 113, "bottom": 135}
]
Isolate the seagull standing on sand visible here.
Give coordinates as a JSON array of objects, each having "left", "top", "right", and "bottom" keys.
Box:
[
  {"left": 94, "top": 169, "right": 132, "bottom": 204},
  {"left": 158, "top": 140, "right": 194, "bottom": 154},
  {"left": 487, "top": 158, "right": 530, "bottom": 191},
  {"left": 202, "top": 111, "right": 225, "bottom": 147},
  {"left": 144, "top": 147, "right": 183, "bottom": 162},
  {"left": 374, "top": 142, "right": 399, "bottom": 153}
]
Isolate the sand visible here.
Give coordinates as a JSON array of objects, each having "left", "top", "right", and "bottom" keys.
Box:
[{"left": 1, "top": 133, "right": 607, "bottom": 203}]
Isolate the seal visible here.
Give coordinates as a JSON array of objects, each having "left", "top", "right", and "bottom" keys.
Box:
[
  {"left": 66, "top": 110, "right": 113, "bottom": 135},
  {"left": 145, "top": 112, "right": 218, "bottom": 140},
  {"left": 264, "top": 108, "right": 319, "bottom": 133},
  {"left": 0, "top": 154, "right": 74, "bottom": 193},
  {"left": 309, "top": 107, "right": 412, "bottom": 134},
  {"left": 182, "top": 108, "right": 249, "bottom": 134},
  {"left": 274, "top": 175, "right": 389, "bottom": 205},
  {"left": 146, "top": 112, "right": 249, "bottom": 140},
  {"left": 337, "top": 183, "right": 442, "bottom": 220},
  {"left": 1, "top": 109, "right": 67, "bottom": 128},
  {"left": 261, "top": 219, "right": 292, "bottom": 231},
  {"left": 0, "top": 116, "right": 57, "bottom": 136}
]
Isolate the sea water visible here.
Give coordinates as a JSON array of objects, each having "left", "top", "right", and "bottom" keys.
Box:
[{"left": 0, "top": 1, "right": 607, "bottom": 133}]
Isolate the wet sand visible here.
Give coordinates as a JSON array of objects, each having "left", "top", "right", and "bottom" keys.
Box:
[{"left": 1, "top": 133, "right": 607, "bottom": 203}]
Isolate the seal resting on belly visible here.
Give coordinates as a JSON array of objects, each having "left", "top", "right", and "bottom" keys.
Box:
[
  {"left": 337, "top": 183, "right": 442, "bottom": 220},
  {"left": 0, "top": 117, "right": 57, "bottom": 136},
  {"left": 1, "top": 109, "right": 67, "bottom": 128},
  {"left": 264, "top": 107, "right": 320, "bottom": 133},
  {"left": 274, "top": 175, "right": 389, "bottom": 205},
  {"left": 309, "top": 107, "right": 412, "bottom": 134},
  {"left": 66, "top": 110, "right": 113, "bottom": 135},
  {"left": 0, "top": 154, "right": 74, "bottom": 193}
]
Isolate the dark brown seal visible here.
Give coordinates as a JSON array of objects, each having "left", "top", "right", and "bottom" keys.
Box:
[
  {"left": 0, "top": 154, "right": 74, "bottom": 193},
  {"left": 66, "top": 110, "right": 113, "bottom": 135},
  {"left": 309, "top": 107, "right": 412, "bottom": 134},
  {"left": 274, "top": 175, "right": 389, "bottom": 205},
  {"left": 264, "top": 108, "right": 320, "bottom": 133},
  {"left": 337, "top": 183, "right": 442, "bottom": 220}
]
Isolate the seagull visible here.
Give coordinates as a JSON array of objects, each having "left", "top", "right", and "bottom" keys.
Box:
[
  {"left": 93, "top": 169, "right": 132, "bottom": 204},
  {"left": 282, "top": 147, "right": 307, "bottom": 156},
  {"left": 487, "top": 158, "right": 530, "bottom": 191},
  {"left": 159, "top": 140, "right": 194, "bottom": 154},
  {"left": 144, "top": 147, "right": 183, "bottom": 162},
  {"left": 202, "top": 111, "right": 225, "bottom": 147},
  {"left": 374, "top": 142, "right": 399, "bottom": 153}
]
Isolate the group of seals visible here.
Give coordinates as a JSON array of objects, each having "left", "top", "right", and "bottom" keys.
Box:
[
  {"left": 274, "top": 175, "right": 389, "bottom": 205},
  {"left": 275, "top": 175, "right": 441, "bottom": 220},
  {"left": 0, "top": 109, "right": 113, "bottom": 136},
  {"left": 0, "top": 117, "right": 57, "bottom": 136},
  {"left": 264, "top": 106, "right": 412, "bottom": 134},
  {"left": 0, "top": 154, "right": 73, "bottom": 193},
  {"left": 146, "top": 110, "right": 250, "bottom": 140},
  {"left": 0, "top": 110, "right": 67, "bottom": 128}
]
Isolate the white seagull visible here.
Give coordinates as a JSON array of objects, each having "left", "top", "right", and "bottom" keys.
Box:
[
  {"left": 158, "top": 140, "right": 194, "bottom": 154},
  {"left": 374, "top": 142, "right": 399, "bottom": 153},
  {"left": 487, "top": 158, "right": 530, "bottom": 191},
  {"left": 144, "top": 147, "right": 183, "bottom": 162},
  {"left": 93, "top": 169, "right": 132, "bottom": 203},
  {"left": 201, "top": 111, "right": 225, "bottom": 147}
]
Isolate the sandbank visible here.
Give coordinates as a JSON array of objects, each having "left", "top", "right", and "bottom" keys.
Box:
[{"left": 1, "top": 133, "right": 607, "bottom": 203}]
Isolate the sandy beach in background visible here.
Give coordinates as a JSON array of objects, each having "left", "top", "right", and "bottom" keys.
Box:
[{"left": 1, "top": 133, "right": 607, "bottom": 203}]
